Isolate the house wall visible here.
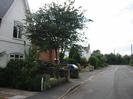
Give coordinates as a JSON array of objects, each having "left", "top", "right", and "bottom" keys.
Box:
[
  {"left": 39, "top": 51, "right": 50, "bottom": 62},
  {"left": 0, "top": 0, "right": 30, "bottom": 68},
  {"left": 39, "top": 49, "right": 59, "bottom": 64}
]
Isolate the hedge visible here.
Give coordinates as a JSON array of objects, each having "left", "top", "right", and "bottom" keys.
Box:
[{"left": 0, "top": 60, "right": 68, "bottom": 91}]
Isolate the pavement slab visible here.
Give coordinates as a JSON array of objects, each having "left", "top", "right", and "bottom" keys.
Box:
[{"left": 0, "top": 88, "right": 37, "bottom": 99}]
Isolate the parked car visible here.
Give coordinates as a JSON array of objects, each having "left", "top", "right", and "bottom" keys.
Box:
[{"left": 67, "top": 64, "right": 79, "bottom": 78}]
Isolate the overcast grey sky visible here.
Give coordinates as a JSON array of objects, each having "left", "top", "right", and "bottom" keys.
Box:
[{"left": 28, "top": 0, "right": 133, "bottom": 55}]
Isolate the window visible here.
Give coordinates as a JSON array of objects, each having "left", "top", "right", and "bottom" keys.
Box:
[
  {"left": 10, "top": 53, "right": 23, "bottom": 60},
  {"left": 13, "top": 21, "right": 23, "bottom": 39}
]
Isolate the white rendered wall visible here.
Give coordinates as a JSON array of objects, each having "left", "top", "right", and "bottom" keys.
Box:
[{"left": 0, "top": 0, "right": 30, "bottom": 67}]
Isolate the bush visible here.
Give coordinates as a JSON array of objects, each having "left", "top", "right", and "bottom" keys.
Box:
[
  {"left": 26, "top": 75, "right": 42, "bottom": 91},
  {"left": 80, "top": 57, "right": 88, "bottom": 68},
  {"left": 50, "top": 77, "right": 66, "bottom": 87},
  {"left": 0, "top": 67, "right": 6, "bottom": 86},
  {"left": 89, "top": 56, "right": 99, "bottom": 69},
  {"left": 0, "top": 60, "right": 42, "bottom": 91},
  {"left": 49, "top": 77, "right": 58, "bottom": 87},
  {"left": 2, "top": 60, "right": 26, "bottom": 88},
  {"left": 64, "top": 58, "right": 76, "bottom": 64},
  {"left": 129, "top": 59, "right": 133, "bottom": 66},
  {"left": 0, "top": 59, "right": 69, "bottom": 91},
  {"left": 0, "top": 45, "right": 69, "bottom": 91}
]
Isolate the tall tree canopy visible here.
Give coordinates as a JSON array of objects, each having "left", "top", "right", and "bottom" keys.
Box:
[
  {"left": 69, "top": 44, "right": 82, "bottom": 62},
  {"left": 25, "top": 0, "right": 90, "bottom": 60}
]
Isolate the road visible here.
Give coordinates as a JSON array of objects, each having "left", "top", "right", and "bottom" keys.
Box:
[{"left": 65, "top": 65, "right": 133, "bottom": 99}]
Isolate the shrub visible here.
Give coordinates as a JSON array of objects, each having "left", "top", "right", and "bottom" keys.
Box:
[
  {"left": 49, "top": 77, "right": 58, "bottom": 87},
  {"left": 0, "top": 47, "right": 68, "bottom": 91},
  {"left": 64, "top": 58, "right": 76, "bottom": 64},
  {"left": 49, "top": 77, "right": 66, "bottom": 88},
  {"left": 129, "top": 59, "right": 133, "bottom": 66},
  {"left": 89, "top": 56, "right": 99, "bottom": 69},
  {"left": 80, "top": 57, "right": 88, "bottom": 68},
  {"left": 0, "top": 59, "right": 42, "bottom": 90},
  {"left": 0, "top": 67, "right": 6, "bottom": 86},
  {"left": 3, "top": 60, "right": 26, "bottom": 88},
  {"left": 26, "top": 75, "right": 42, "bottom": 91}
]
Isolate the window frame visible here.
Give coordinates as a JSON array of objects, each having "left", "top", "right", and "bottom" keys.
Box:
[
  {"left": 13, "top": 21, "right": 23, "bottom": 39},
  {"left": 10, "top": 53, "right": 24, "bottom": 60}
]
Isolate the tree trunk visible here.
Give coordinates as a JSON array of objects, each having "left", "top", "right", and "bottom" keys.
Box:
[{"left": 55, "top": 48, "right": 58, "bottom": 64}]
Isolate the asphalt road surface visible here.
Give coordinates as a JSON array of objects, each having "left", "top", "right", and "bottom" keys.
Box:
[{"left": 65, "top": 65, "right": 133, "bottom": 99}]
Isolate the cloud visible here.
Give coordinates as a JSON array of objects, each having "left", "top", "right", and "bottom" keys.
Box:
[{"left": 126, "top": 3, "right": 133, "bottom": 11}]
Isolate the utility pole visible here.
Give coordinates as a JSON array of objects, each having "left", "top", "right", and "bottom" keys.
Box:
[{"left": 131, "top": 44, "right": 133, "bottom": 56}]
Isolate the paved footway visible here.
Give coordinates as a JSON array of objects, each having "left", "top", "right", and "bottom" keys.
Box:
[{"left": 65, "top": 65, "right": 133, "bottom": 99}]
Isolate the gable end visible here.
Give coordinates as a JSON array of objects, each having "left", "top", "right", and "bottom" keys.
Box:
[{"left": 0, "top": 0, "right": 14, "bottom": 18}]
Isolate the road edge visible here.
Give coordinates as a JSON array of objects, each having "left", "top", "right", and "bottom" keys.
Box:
[{"left": 58, "top": 83, "right": 81, "bottom": 99}]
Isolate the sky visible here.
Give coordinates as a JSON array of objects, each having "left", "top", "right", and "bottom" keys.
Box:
[{"left": 28, "top": 0, "right": 133, "bottom": 55}]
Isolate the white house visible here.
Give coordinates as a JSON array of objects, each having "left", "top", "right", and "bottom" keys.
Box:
[
  {"left": 82, "top": 44, "right": 91, "bottom": 61},
  {"left": 0, "top": 0, "right": 30, "bottom": 68}
]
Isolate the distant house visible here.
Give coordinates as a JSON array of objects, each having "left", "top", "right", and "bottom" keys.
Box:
[
  {"left": 0, "top": 0, "right": 30, "bottom": 67},
  {"left": 82, "top": 44, "right": 91, "bottom": 60}
]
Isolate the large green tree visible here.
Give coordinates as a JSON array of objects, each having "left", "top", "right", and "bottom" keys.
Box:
[
  {"left": 89, "top": 50, "right": 107, "bottom": 68},
  {"left": 105, "top": 53, "right": 130, "bottom": 65},
  {"left": 25, "top": 0, "right": 90, "bottom": 60},
  {"left": 69, "top": 44, "right": 82, "bottom": 63}
]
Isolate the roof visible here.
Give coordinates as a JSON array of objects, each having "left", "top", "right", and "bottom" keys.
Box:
[
  {"left": 24, "top": 0, "right": 30, "bottom": 11},
  {"left": 0, "top": 0, "right": 14, "bottom": 18}
]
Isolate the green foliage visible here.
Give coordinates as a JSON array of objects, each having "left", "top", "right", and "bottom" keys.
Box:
[
  {"left": 0, "top": 60, "right": 67, "bottom": 91},
  {"left": 123, "top": 55, "right": 130, "bottom": 64},
  {"left": 0, "top": 60, "right": 41, "bottom": 90},
  {"left": 80, "top": 57, "right": 88, "bottom": 68},
  {"left": 66, "top": 44, "right": 88, "bottom": 68},
  {"left": 89, "top": 56, "right": 99, "bottom": 69},
  {"left": 105, "top": 53, "right": 117, "bottom": 65},
  {"left": 24, "top": 75, "right": 42, "bottom": 91},
  {"left": 129, "top": 59, "right": 133, "bottom": 66},
  {"left": 89, "top": 50, "right": 107, "bottom": 69},
  {"left": 69, "top": 44, "right": 82, "bottom": 63},
  {"left": 105, "top": 53, "right": 130, "bottom": 65},
  {"left": 0, "top": 47, "right": 68, "bottom": 91},
  {"left": 90, "top": 50, "right": 130, "bottom": 66},
  {"left": 44, "top": 77, "right": 66, "bottom": 89},
  {"left": 0, "top": 67, "right": 6, "bottom": 86},
  {"left": 0, "top": 60, "right": 25, "bottom": 88},
  {"left": 24, "top": 47, "right": 36, "bottom": 63},
  {"left": 25, "top": 0, "right": 89, "bottom": 60},
  {"left": 69, "top": 45, "right": 82, "bottom": 58},
  {"left": 64, "top": 57, "right": 77, "bottom": 64}
]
